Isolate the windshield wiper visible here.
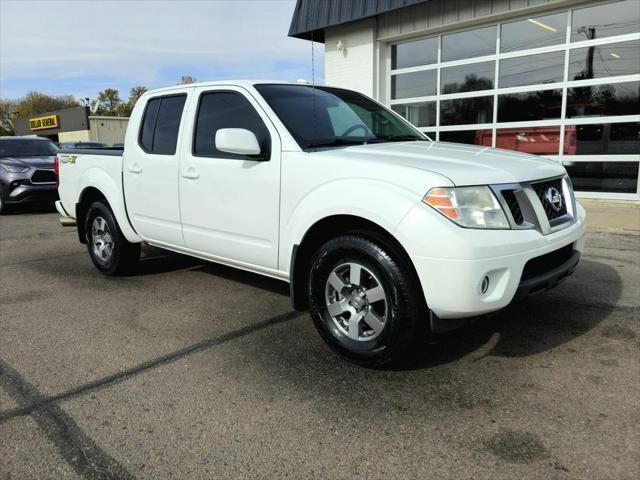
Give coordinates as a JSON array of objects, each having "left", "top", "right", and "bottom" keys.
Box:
[
  {"left": 306, "top": 138, "right": 371, "bottom": 149},
  {"left": 370, "top": 135, "right": 427, "bottom": 143}
]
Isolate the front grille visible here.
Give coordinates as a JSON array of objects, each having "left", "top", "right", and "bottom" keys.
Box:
[
  {"left": 31, "top": 169, "right": 56, "bottom": 183},
  {"left": 531, "top": 178, "right": 567, "bottom": 221},
  {"left": 501, "top": 189, "right": 524, "bottom": 225},
  {"left": 521, "top": 244, "right": 574, "bottom": 281}
]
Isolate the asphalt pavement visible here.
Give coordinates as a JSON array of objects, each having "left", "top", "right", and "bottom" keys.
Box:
[{"left": 1, "top": 207, "right": 638, "bottom": 480}]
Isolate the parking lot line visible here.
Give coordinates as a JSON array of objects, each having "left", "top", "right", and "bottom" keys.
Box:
[
  {"left": 0, "top": 359, "right": 135, "bottom": 480},
  {"left": 0, "top": 310, "right": 303, "bottom": 423}
]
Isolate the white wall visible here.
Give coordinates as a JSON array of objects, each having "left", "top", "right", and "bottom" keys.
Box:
[
  {"left": 88, "top": 116, "right": 129, "bottom": 145},
  {"left": 58, "top": 130, "right": 90, "bottom": 142},
  {"left": 324, "top": 18, "right": 377, "bottom": 97}
]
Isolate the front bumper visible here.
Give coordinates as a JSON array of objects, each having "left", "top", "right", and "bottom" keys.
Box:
[
  {"left": 395, "top": 201, "right": 587, "bottom": 319},
  {"left": 3, "top": 183, "right": 58, "bottom": 204},
  {"left": 1, "top": 170, "right": 58, "bottom": 205}
]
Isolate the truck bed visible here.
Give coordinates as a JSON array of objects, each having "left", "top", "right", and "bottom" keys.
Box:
[{"left": 57, "top": 148, "right": 125, "bottom": 221}]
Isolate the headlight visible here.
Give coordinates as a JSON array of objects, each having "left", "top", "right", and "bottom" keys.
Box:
[
  {"left": 0, "top": 164, "right": 30, "bottom": 173},
  {"left": 423, "top": 186, "right": 509, "bottom": 229}
]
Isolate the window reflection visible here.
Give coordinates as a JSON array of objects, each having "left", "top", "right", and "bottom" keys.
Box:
[
  {"left": 498, "top": 90, "right": 563, "bottom": 122},
  {"left": 391, "top": 102, "right": 437, "bottom": 127},
  {"left": 440, "top": 97, "right": 493, "bottom": 125},
  {"left": 499, "top": 51, "right": 565, "bottom": 88},
  {"left": 566, "top": 82, "right": 640, "bottom": 118},
  {"left": 441, "top": 61, "right": 494, "bottom": 93},
  {"left": 440, "top": 129, "right": 492, "bottom": 146},
  {"left": 392, "top": 37, "right": 438, "bottom": 69},
  {"left": 569, "top": 39, "right": 640, "bottom": 80},
  {"left": 563, "top": 123, "right": 640, "bottom": 154},
  {"left": 494, "top": 127, "right": 561, "bottom": 155},
  {"left": 571, "top": 0, "right": 640, "bottom": 42},
  {"left": 442, "top": 26, "right": 496, "bottom": 62},
  {"left": 563, "top": 161, "right": 639, "bottom": 193},
  {"left": 501, "top": 12, "right": 567, "bottom": 52},
  {"left": 391, "top": 70, "right": 437, "bottom": 99}
]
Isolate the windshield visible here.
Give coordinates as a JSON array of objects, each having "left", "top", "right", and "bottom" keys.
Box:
[
  {"left": 0, "top": 139, "right": 59, "bottom": 157},
  {"left": 254, "top": 84, "right": 427, "bottom": 149}
]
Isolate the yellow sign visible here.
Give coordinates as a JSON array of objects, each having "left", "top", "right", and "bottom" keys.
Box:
[{"left": 29, "top": 115, "right": 59, "bottom": 131}]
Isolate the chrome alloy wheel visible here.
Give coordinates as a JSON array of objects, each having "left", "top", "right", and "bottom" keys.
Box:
[
  {"left": 91, "top": 216, "right": 114, "bottom": 262},
  {"left": 324, "top": 262, "right": 388, "bottom": 341}
]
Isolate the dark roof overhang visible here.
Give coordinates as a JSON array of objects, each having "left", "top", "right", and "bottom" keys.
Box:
[{"left": 288, "top": 0, "right": 432, "bottom": 42}]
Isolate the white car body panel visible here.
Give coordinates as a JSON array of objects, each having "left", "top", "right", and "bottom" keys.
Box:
[{"left": 56, "top": 80, "right": 586, "bottom": 321}]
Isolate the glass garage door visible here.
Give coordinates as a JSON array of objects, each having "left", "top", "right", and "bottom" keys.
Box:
[{"left": 389, "top": 0, "right": 640, "bottom": 200}]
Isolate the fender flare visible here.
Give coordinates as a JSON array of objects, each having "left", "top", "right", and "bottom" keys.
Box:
[{"left": 76, "top": 168, "right": 141, "bottom": 244}]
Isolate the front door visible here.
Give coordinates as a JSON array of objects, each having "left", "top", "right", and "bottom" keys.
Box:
[{"left": 178, "top": 86, "right": 281, "bottom": 270}]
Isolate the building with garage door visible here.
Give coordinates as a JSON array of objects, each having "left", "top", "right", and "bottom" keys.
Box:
[{"left": 289, "top": 0, "right": 640, "bottom": 201}]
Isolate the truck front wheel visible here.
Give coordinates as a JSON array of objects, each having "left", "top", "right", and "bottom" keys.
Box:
[
  {"left": 308, "top": 234, "right": 426, "bottom": 367},
  {"left": 84, "top": 200, "right": 140, "bottom": 275}
]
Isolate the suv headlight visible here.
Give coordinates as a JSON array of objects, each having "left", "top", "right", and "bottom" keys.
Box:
[
  {"left": 0, "top": 164, "right": 30, "bottom": 173},
  {"left": 423, "top": 186, "right": 509, "bottom": 229}
]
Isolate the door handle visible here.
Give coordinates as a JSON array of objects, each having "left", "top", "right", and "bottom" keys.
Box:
[
  {"left": 181, "top": 167, "right": 200, "bottom": 180},
  {"left": 128, "top": 164, "right": 143, "bottom": 174}
]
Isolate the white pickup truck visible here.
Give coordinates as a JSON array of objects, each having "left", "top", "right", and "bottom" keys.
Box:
[{"left": 56, "top": 80, "right": 586, "bottom": 366}]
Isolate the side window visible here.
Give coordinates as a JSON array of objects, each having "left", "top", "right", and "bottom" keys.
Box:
[
  {"left": 194, "top": 91, "right": 271, "bottom": 160},
  {"left": 138, "top": 94, "right": 186, "bottom": 155},
  {"left": 153, "top": 95, "right": 187, "bottom": 155},
  {"left": 139, "top": 98, "right": 160, "bottom": 152}
]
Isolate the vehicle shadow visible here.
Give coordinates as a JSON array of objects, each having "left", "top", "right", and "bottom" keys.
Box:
[
  {"left": 398, "top": 258, "right": 622, "bottom": 370},
  {"left": 131, "top": 246, "right": 290, "bottom": 296},
  {"left": 127, "top": 250, "right": 620, "bottom": 369},
  {"left": 2, "top": 202, "right": 57, "bottom": 215}
]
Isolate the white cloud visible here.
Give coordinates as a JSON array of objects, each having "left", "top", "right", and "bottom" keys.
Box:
[{"left": 0, "top": 0, "right": 323, "bottom": 98}]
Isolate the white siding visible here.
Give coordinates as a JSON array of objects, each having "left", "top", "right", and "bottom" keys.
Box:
[
  {"left": 58, "top": 130, "right": 90, "bottom": 143},
  {"left": 324, "top": 18, "right": 377, "bottom": 96},
  {"left": 88, "top": 117, "right": 129, "bottom": 145}
]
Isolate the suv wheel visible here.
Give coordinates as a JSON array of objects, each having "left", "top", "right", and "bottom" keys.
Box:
[
  {"left": 0, "top": 187, "right": 6, "bottom": 214},
  {"left": 84, "top": 200, "right": 140, "bottom": 275},
  {"left": 308, "top": 234, "right": 427, "bottom": 367}
]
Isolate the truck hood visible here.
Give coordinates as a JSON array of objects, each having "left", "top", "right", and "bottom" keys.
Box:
[
  {"left": 0, "top": 156, "right": 56, "bottom": 169},
  {"left": 324, "top": 141, "right": 565, "bottom": 186}
]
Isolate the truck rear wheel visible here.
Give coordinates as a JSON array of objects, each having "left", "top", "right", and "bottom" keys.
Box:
[
  {"left": 84, "top": 200, "right": 140, "bottom": 275},
  {"left": 308, "top": 234, "right": 426, "bottom": 367}
]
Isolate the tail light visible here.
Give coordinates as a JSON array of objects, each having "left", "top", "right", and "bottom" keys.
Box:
[{"left": 54, "top": 155, "right": 59, "bottom": 188}]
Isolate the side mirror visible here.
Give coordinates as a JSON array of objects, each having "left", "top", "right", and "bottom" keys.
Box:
[{"left": 215, "top": 128, "right": 261, "bottom": 156}]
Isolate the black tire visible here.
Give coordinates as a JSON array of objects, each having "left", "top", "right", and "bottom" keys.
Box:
[
  {"left": 0, "top": 186, "right": 7, "bottom": 215},
  {"left": 308, "top": 234, "right": 427, "bottom": 367},
  {"left": 84, "top": 200, "right": 140, "bottom": 275}
]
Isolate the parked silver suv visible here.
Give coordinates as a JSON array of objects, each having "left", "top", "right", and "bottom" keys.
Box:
[{"left": 0, "top": 136, "right": 59, "bottom": 214}]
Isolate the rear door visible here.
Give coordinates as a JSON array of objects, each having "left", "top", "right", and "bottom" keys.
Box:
[
  {"left": 178, "top": 86, "right": 281, "bottom": 269},
  {"left": 123, "top": 92, "right": 188, "bottom": 245}
]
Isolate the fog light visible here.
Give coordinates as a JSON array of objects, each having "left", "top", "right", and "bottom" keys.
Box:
[{"left": 481, "top": 275, "right": 490, "bottom": 294}]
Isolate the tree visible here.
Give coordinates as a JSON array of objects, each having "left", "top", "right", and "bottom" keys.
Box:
[
  {"left": 178, "top": 75, "right": 196, "bottom": 85},
  {"left": 129, "top": 86, "right": 147, "bottom": 104},
  {"left": 94, "top": 88, "right": 122, "bottom": 116},
  {"left": 0, "top": 92, "right": 80, "bottom": 136},
  {"left": 0, "top": 99, "right": 16, "bottom": 136},
  {"left": 13, "top": 91, "right": 79, "bottom": 117}
]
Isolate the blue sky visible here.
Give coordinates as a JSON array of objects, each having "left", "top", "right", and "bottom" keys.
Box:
[{"left": 0, "top": 0, "right": 324, "bottom": 101}]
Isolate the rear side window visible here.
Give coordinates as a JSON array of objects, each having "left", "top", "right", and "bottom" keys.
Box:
[
  {"left": 193, "top": 91, "right": 271, "bottom": 160},
  {"left": 139, "top": 98, "right": 160, "bottom": 152},
  {"left": 138, "top": 94, "right": 186, "bottom": 155}
]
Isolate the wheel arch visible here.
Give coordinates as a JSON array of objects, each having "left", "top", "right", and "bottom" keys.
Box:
[
  {"left": 289, "top": 214, "right": 424, "bottom": 311},
  {"left": 76, "top": 184, "right": 141, "bottom": 244}
]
